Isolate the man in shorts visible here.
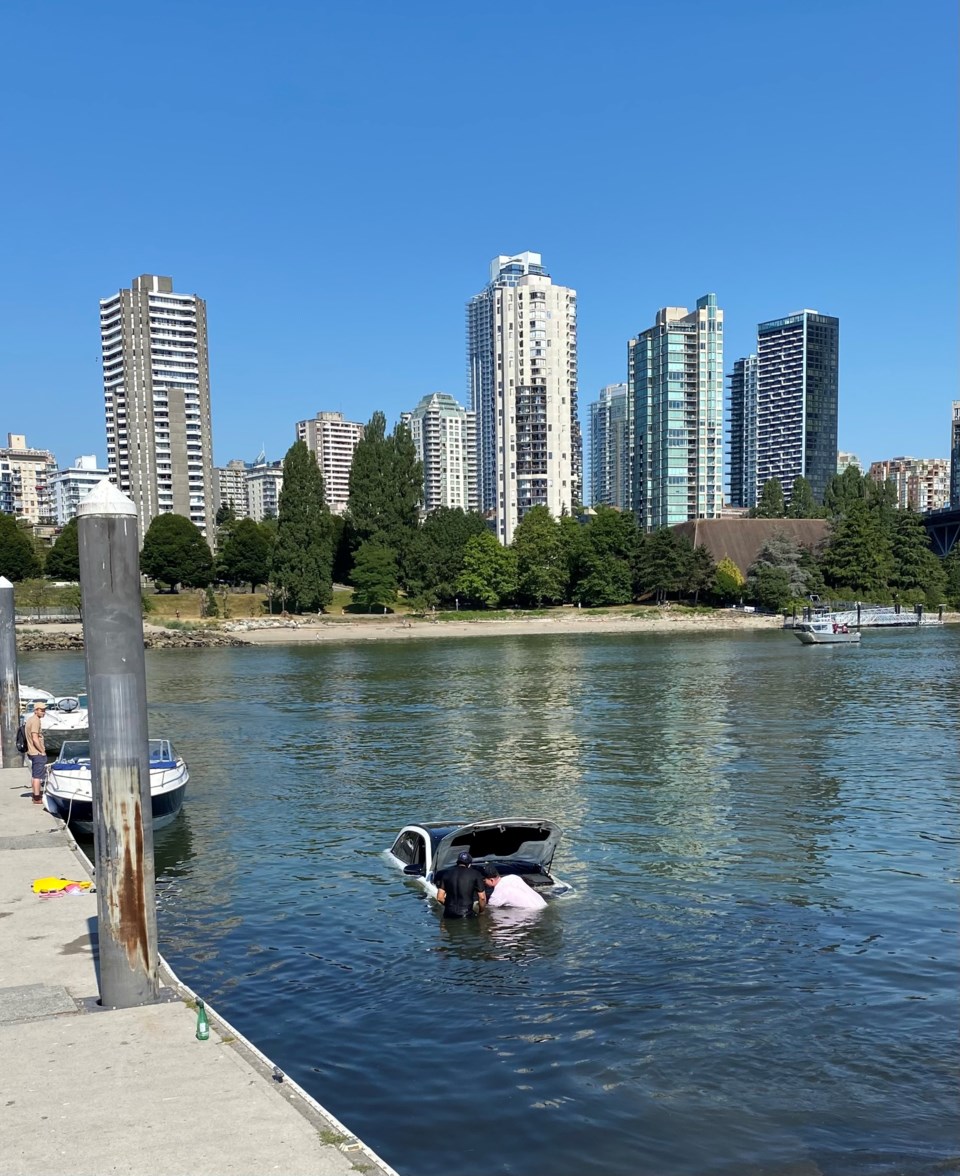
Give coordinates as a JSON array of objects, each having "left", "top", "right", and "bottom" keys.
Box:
[{"left": 24, "top": 700, "right": 47, "bottom": 805}]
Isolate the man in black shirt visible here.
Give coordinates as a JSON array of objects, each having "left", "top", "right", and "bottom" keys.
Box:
[{"left": 435, "top": 851, "right": 487, "bottom": 918}]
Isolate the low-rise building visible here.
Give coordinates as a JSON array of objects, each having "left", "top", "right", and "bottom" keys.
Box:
[{"left": 49, "top": 455, "right": 109, "bottom": 524}]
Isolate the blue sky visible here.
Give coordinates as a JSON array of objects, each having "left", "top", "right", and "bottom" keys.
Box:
[{"left": 2, "top": 0, "right": 956, "bottom": 477}]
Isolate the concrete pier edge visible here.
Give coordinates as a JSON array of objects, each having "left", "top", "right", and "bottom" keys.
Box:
[
  {"left": 1, "top": 764, "right": 400, "bottom": 1176},
  {"left": 62, "top": 835, "right": 401, "bottom": 1176}
]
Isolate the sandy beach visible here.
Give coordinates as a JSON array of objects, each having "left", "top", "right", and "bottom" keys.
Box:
[
  {"left": 213, "top": 608, "right": 787, "bottom": 644},
  {"left": 17, "top": 608, "right": 955, "bottom": 650}
]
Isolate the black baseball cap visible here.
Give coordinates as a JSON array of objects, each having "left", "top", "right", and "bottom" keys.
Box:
[{"left": 456, "top": 851, "right": 473, "bottom": 866}]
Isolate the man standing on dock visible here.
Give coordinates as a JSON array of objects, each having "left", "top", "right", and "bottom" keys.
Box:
[{"left": 24, "top": 701, "right": 47, "bottom": 805}]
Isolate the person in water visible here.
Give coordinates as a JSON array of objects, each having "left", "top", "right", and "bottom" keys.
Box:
[
  {"left": 435, "top": 851, "right": 487, "bottom": 918},
  {"left": 483, "top": 865, "right": 547, "bottom": 910}
]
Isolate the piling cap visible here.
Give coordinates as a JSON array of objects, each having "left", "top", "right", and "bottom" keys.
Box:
[{"left": 76, "top": 478, "right": 136, "bottom": 518}]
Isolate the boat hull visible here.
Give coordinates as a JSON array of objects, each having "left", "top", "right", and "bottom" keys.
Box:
[
  {"left": 794, "top": 630, "right": 861, "bottom": 644},
  {"left": 44, "top": 776, "right": 187, "bottom": 835}
]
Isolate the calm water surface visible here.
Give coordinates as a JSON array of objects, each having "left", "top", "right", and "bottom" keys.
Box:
[{"left": 23, "top": 626, "right": 959, "bottom": 1175}]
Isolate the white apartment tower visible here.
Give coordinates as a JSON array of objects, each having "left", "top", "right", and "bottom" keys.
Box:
[
  {"left": 467, "top": 252, "right": 581, "bottom": 544},
  {"left": 402, "top": 393, "right": 477, "bottom": 513},
  {"left": 50, "top": 455, "right": 109, "bottom": 524},
  {"left": 246, "top": 461, "right": 284, "bottom": 521},
  {"left": 295, "top": 411, "right": 364, "bottom": 514},
  {"left": 217, "top": 459, "right": 249, "bottom": 519},
  {"left": 100, "top": 275, "right": 216, "bottom": 538}
]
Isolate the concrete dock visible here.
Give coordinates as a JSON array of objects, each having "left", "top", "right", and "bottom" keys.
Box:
[{"left": 0, "top": 765, "right": 398, "bottom": 1176}]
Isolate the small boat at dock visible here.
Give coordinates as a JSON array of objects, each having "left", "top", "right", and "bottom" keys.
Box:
[
  {"left": 793, "top": 616, "right": 861, "bottom": 645},
  {"left": 44, "top": 738, "right": 189, "bottom": 834}
]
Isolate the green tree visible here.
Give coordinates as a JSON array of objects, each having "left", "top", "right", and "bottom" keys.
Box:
[
  {"left": 140, "top": 513, "right": 214, "bottom": 591},
  {"left": 218, "top": 517, "right": 272, "bottom": 591},
  {"left": 820, "top": 499, "right": 893, "bottom": 596},
  {"left": 943, "top": 546, "right": 960, "bottom": 608},
  {"left": 687, "top": 544, "right": 716, "bottom": 604},
  {"left": 713, "top": 557, "right": 745, "bottom": 604},
  {"left": 456, "top": 532, "right": 517, "bottom": 608},
  {"left": 750, "top": 531, "right": 813, "bottom": 599},
  {"left": 216, "top": 501, "right": 237, "bottom": 527},
  {"left": 823, "top": 465, "right": 867, "bottom": 516},
  {"left": 404, "top": 507, "right": 488, "bottom": 606},
  {"left": 889, "top": 510, "right": 946, "bottom": 600},
  {"left": 512, "top": 507, "right": 568, "bottom": 606},
  {"left": 45, "top": 518, "right": 80, "bottom": 581},
  {"left": 751, "top": 565, "right": 792, "bottom": 611},
  {"left": 17, "top": 578, "right": 50, "bottom": 620},
  {"left": 346, "top": 412, "right": 423, "bottom": 582},
  {"left": 636, "top": 528, "right": 693, "bottom": 603},
  {"left": 753, "top": 478, "right": 786, "bottom": 519},
  {"left": 271, "top": 441, "right": 334, "bottom": 612},
  {"left": 0, "top": 514, "right": 41, "bottom": 580},
  {"left": 569, "top": 508, "right": 637, "bottom": 606},
  {"left": 788, "top": 475, "right": 819, "bottom": 519},
  {"left": 351, "top": 541, "right": 399, "bottom": 612},
  {"left": 60, "top": 584, "right": 83, "bottom": 619}
]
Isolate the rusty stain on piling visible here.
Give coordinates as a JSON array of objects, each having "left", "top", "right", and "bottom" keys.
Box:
[{"left": 116, "top": 797, "right": 150, "bottom": 972}]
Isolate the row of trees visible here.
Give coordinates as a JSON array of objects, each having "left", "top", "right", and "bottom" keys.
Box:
[{"left": 2, "top": 436, "right": 957, "bottom": 615}]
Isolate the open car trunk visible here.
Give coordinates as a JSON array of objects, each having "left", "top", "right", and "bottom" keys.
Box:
[{"left": 432, "top": 819, "right": 562, "bottom": 886}]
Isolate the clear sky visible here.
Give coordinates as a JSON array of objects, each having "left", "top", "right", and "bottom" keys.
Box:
[{"left": 1, "top": 0, "right": 956, "bottom": 476}]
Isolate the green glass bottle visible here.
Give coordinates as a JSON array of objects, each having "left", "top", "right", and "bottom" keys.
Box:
[{"left": 195, "top": 998, "right": 210, "bottom": 1041}]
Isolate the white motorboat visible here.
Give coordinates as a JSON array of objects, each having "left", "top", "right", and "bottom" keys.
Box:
[
  {"left": 793, "top": 617, "right": 861, "bottom": 645},
  {"left": 22, "top": 695, "right": 89, "bottom": 753},
  {"left": 19, "top": 684, "right": 55, "bottom": 705},
  {"left": 44, "top": 738, "right": 189, "bottom": 835}
]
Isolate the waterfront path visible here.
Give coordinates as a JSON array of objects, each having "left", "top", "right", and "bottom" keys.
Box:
[{"left": 0, "top": 765, "right": 398, "bottom": 1176}]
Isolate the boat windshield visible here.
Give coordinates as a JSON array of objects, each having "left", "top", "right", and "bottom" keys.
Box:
[
  {"left": 56, "top": 741, "right": 91, "bottom": 763},
  {"left": 55, "top": 739, "right": 176, "bottom": 764}
]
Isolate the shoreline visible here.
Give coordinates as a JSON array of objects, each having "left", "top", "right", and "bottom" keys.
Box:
[{"left": 15, "top": 608, "right": 956, "bottom": 651}]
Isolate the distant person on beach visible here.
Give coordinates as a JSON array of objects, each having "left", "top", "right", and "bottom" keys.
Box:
[
  {"left": 483, "top": 865, "right": 547, "bottom": 910},
  {"left": 24, "top": 700, "right": 47, "bottom": 804},
  {"left": 435, "top": 852, "right": 487, "bottom": 918}
]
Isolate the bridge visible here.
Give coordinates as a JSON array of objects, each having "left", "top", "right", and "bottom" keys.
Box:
[{"left": 924, "top": 506, "right": 960, "bottom": 556}]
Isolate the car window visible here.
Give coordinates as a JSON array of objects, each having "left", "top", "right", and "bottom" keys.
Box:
[{"left": 391, "top": 832, "right": 416, "bottom": 864}]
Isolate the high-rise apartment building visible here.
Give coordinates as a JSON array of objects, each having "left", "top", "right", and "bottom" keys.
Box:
[
  {"left": 727, "top": 356, "right": 759, "bottom": 510},
  {"left": 869, "top": 457, "right": 951, "bottom": 513},
  {"left": 100, "top": 275, "right": 216, "bottom": 538},
  {"left": 401, "top": 392, "right": 476, "bottom": 514},
  {"left": 755, "top": 310, "right": 838, "bottom": 506},
  {"left": 50, "top": 455, "right": 108, "bottom": 524},
  {"left": 467, "top": 252, "right": 580, "bottom": 544},
  {"left": 0, "top": 434, "right": 58, "bottom": 523},
  {"left": 588, "top": 383, "right": 630, "bottom": 509},
  {"left": 951, "top": 402, "right": 960, "bottom": 508},
  {"left": 837, "top": 451, "right": 862, "bottom": 475},
  {"left": 217, "top": 459, "right": 249, "bottom": 518},
  {"left": 246, "top": 461, "right": 283, "bottom": 521},
  {"left": 628, "top": 295, "right": 723, "bottom": 530},
  {"left": 295, "top": 411, "right": 364, "bottom": 515}
]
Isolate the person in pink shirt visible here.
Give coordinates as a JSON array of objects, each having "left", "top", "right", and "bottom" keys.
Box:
[{"left": 483, "top": 865, "right": 547, "bottom": 910}]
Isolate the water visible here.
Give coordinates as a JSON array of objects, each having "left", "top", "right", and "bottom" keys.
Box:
[{"left": 22, "top": 626, "right": 959, "bottom": 1175}]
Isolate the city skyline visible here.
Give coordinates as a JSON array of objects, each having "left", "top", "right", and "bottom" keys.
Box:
[{"left": 1, "top": 4, "right": 954, "bottom": 476}]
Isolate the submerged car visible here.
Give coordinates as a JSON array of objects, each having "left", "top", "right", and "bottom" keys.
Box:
[{"left": 386, "top": 818, "right": 571, "bottom": 898}]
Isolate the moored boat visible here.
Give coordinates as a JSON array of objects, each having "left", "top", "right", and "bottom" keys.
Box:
[
  {"left": 44, "top": 738, "right": 188, "bottom": 834},
  {"left": 793, "top": 617, "right": 861, "bottom": 644},
  {"left": 23, "top": 695, "right": 89, "bottom": 753}
]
